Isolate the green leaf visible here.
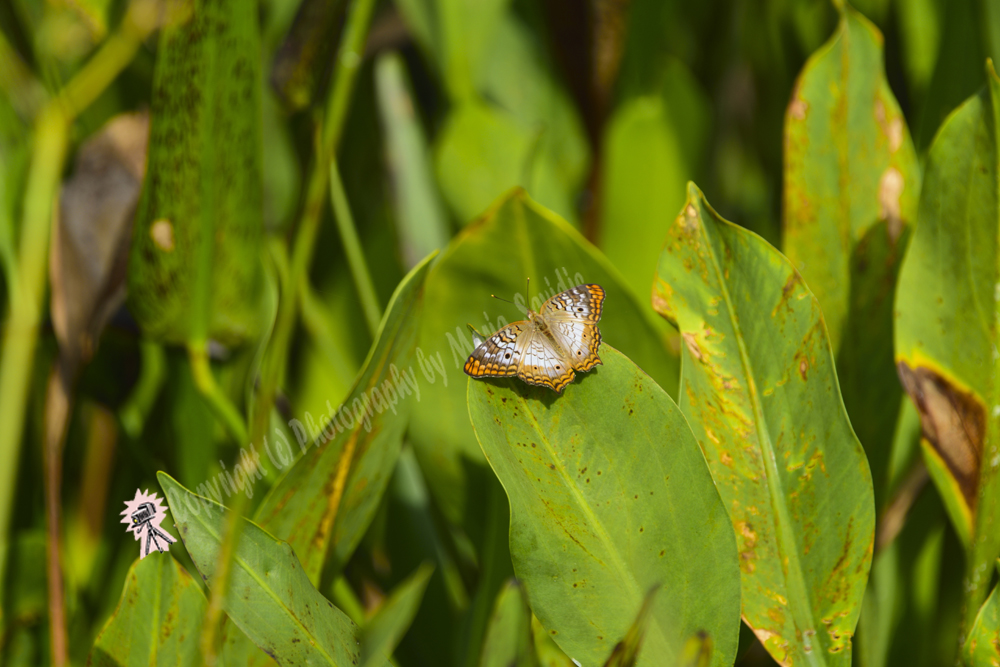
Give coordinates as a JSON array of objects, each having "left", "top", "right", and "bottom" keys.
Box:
[
  {"left": 360, "top": 562, "right": 434, "bottom": 667},
  {"left": 855, "top": 488, "right": 947, "bottom": 667},
  {"left": 87, "top": 555, "right": 206, "bottom": 667},
  {"left": 895, "top": 62, "right": 1000, "bottom": 630},
  {"left": 468, "top": 345, "right": 740, "bottom": 666},
  {"left": 411, "top": 189, "right": 679, "bottom": 528},
  {"left": 653, "top": 183, "right": 875, "bottom": 665},
  {"left": 432, "top": 13, "right": 590, "bottom": 227},
  {"left": 963, "top": 569, "right": 1000, "bottom": 665},
  {"left": 600, "top": 61, "right": 709, "bottom": 320},
  {"left": 393, "top": 0, "right": 510, "bottom": 100},
  {"left": 676, "top": 632, "right": 713, "bottom": 667},
  {"left": 433, "top": 101, "right": 534, "bottom": 224},
  {"left": 894, "top": 0, "right": 944, "bottom": 96},
  {"left": 253, "top": 253, "right": 433, "bottom": 580},
  {"left": 158, "top": 473, "right": 382, "bottom": 667},
  {"left": 473, "top": 14, "right": 590, "bottom": 225},
  {"left": 532, "top": 615, "right": 577, "bottom": 667},
  {"left": 127, "top": 0, "right": 266, "bottom": 345},
  {"left": 913, "top": 0, "right": 986, "bottom": 150},
  {"left": 783, "top": 4, "right": 921, "bottom": 510},
  {"left": 783, "top": 4, "right": 920, "bottom": 353},
  {"left": 478, "top": 579, "right": 539, "bottom": 667},
  {"left": 375, "top": 52, "right": 450, "bottom": 269},
  {"left": 602, "top": 586, "right": 658, "bottom": 667}
]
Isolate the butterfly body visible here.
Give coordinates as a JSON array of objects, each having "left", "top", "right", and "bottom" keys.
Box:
[{"left": 464, "top": 284, "right": 605, "bottom": 393}]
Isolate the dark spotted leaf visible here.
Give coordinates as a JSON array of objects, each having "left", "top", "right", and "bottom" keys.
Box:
[
  {"left": 784, "top": 4, "right": 920, "bottom": 352},
  {"left": 468, "top": 345, "right": 740, "bottom": 666},
  {"left": 963, "top": 571, "right": 1000, "bottom": 665},
  {"left": 158, "top": 473, "right": 387, "bottom": 667},
  {"left": 127, "top": 0, "right": 266, "bottom": 345},
  {"left": 895, "top": 61, "right": 1000, "bottom": 630},
  {"left": 782, "top": 4, "right": 921, "bottom": 510},
  {"left": 653, "top": 183, "right": 874, "bottom": 665},
  {"left": 252, "top": 254, "right": 433, "bottom": 580},
  {"left": 87, "top": 555, "right": 202, "bottom": 667}
]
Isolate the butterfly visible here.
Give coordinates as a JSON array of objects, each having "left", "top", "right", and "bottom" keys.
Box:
[{"left": 464, "top": 284, "right": 606, "bottom": 393}]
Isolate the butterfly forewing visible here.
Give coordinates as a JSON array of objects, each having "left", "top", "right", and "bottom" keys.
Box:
[
  {"left": 464, "top": 323, "right": 526, "bottom": 378},
  {"left": 540, "top": 283, "right": 605, "bottom": 324}
]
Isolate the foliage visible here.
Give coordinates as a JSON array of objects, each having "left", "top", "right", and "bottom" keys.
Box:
[{"left": 2, "top": 0, "right": 1000, "bottom": 666}]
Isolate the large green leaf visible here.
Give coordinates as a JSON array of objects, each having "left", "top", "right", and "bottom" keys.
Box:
[
  {"left": 783, "top": 4, "right": 920, "bottom": 353},
  {"left": 782, "top": 4, "right": 920, "bottom": 510},
  {"left": 87, "top": 555, "right": 203, "bottom": 667},
  {"left": 428, "top": 10, "right": 589, "bottom": 227},
  {"left": 411, "top": 189, "right": 679, "bottom": 528},
  {"left": 895, "top": 62, "right": 1000, "bottom": 629},
  {"left": 127, "top": 0, "right": 266, "bottom": 345},
  {"left": 600, "top": 60, "right": 710, "bottom": 315},
  {"left": 375, "top": 52, "right": 450, "bottom": 269},
  {"left": 472, "top": 14, "right": 590, "bottom": 225},
  {"left": 393, "top": 0, "right": 510, "bottom": 101},
  {"left": 468, "top": 346, "right": 740, "bottom": 666},
  {"left": 653, "top": 184, "right": 875, "bottom": 665},
  {"left": 253, "top": 253, "right": 432, "bottom": 579},
  {"left": 479, "top": 579, "right": 539, "bottom": 667},
  {"left": 158, "top": 473, "right": 386, "bottom": 667}
]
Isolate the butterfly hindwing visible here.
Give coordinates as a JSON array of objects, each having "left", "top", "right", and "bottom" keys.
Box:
[
  {"left": 464, "top": 323, "right": 526, "bottom": 378},
  {"left": 542, "top": 284, "right": 604, "bottom": 372},
  {"left": 516, "top": 330, "right": 576, "bottom": 393},
  {"left": 549, "top": 319, "right": 602, "bottom": 372}
]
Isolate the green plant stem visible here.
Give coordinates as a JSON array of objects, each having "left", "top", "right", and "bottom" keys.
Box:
[
  {"left": 56, "top": 0, "right": 160, "bottom": 119},
  {"left": 200, "top": 0, "right": 380, "bottom": 660},
  {"left": 0, "top": 104, "right": 67, "bottom": 660},
  {"left": 0, "top": 3, "right": 160, "bottom": 657},
  {"left": 187, "top": 343, "right": 249, "bottom": 445},
  {"left": 321, "top": 0, "right": 379, "bottom": 151},
  {"left": 329, "top": 158, "right": 381, "bottom": 337},
  {"left": 118, "top": 340, "right": 166, "bottom": 439}
]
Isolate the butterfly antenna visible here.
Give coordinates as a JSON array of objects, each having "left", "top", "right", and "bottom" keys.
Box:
[
  {"left": 490, "top": 294, "right": 514, "bottom": 305},
  {"left": 526, "top": 277, "right": 530, "bottom": 304}
]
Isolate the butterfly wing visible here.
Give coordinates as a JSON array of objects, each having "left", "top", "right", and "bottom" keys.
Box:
[
  {"left": 464, "top": 322, "right": 528, "bottom": 378},
  {"left": 541, "top": 284, "right": 605, "bottom": 371},
  {"left": 516, "top": 328, "right": 576, "bottom": 393}
]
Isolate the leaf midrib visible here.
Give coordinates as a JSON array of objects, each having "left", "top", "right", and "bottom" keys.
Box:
[
  {"left": 191, "top": 499, "right": 342, "bottom": 666},
  {"left": 695, "top": 204, "right": 825, "bottom": 664},
  {"left": 514, "top": 393, "right": 672, "bottom": 657}
]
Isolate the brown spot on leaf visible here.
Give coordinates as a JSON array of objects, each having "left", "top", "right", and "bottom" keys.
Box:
[
  {"left": 771, "top": 272, "right": 802, "bottom": 317},
  {"left": 150, "top": 219, "right": 175, "bottom": 251},
  {"left": 798, "top": 358, "right": 808, "bottom": 380},
  {"left": 683, "top": 332, "right": 703, "bottom": 362},
  {"left": 790, "top": 98, "right": 807, "bottom": 119},
  {"left": 879, "top": 167, "right": 904, "bottom": 241},
  {"left": 897, "top": 362, "right": 984, "bottom": 513}
]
